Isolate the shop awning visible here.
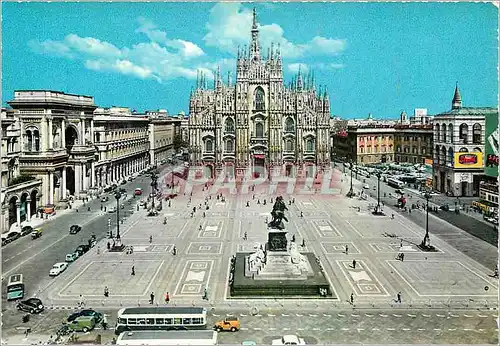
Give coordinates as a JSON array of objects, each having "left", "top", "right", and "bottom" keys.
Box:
[{"left": 254, "top": 154, "right": 265, "bottom": 159}]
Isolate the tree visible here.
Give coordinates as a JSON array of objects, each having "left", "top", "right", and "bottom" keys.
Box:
[{"left": 173, "top": 134, "right": 188, "bottom": 152}]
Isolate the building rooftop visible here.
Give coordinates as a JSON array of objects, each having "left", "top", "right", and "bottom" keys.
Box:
[{"left": 435, "top": 107, "right": 498, "bottom": 117}]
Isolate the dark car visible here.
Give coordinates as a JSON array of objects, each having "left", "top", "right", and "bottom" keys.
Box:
[
  {"left": 2, "top": 231, "right": 21, "bottom": 246},
  {"left": 67, "top": 309, "right": 103, "bottom": 324},
  {"left": 75, "top": 244, "right": 90, "bottom": 256},
  {"left": 119, "top": 187, "right": 126, "bottom": 193},
  {"left": 20, "top": 225, "right": 34, "bottom": 236},
  {"left": 69, "top": 225, "right": 81, "bottom": 234},
  {"left": 16, "top": 298, "right": 44, "bottom": 314}
]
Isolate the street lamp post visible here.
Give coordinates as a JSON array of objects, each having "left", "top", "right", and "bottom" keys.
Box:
[
  {"left": 348, "top": 161, "right": 354, "bottom": 197},
  {"left": 115, "top": 191, "right": 121, "bottom": 240},
  {"left": 421, "top": 192, "right": 431, "bottom": 248},
  {"left": 151, "top": 172, "right": 158, "bottom": 209},
  {"left": 376, "top": 172, "right": 382, "bottom": 213}
]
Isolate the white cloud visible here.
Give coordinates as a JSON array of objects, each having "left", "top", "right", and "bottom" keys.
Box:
[
  {"left": 203, "top": 3, "right": 346, "bottom": 58},
  {"left": 288, "top": 63, "right": 309, "bottom": 74},
  {"left": 29, "top": 18, "right": 210, "bottom": 83},
  {"left": 315, "top": 62, "right": 346, "bottom": 70}
]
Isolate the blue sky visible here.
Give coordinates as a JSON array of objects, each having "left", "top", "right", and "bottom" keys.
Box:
[{"left": 2, "top": 2, "right": 498, "bottom": 118}]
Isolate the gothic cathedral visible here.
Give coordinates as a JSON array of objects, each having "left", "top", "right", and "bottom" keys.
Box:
[{"left": 188, "top": 9, "right": 331, "bottom": 178}]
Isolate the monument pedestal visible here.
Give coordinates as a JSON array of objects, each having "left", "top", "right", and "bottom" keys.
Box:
[{"left": 230, "top": 228, "right": 333, "bottom": 298}]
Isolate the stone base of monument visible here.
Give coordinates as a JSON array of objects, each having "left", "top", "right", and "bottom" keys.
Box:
[{"left": 229, "top": 252, "right": 334, "bottom": 298}]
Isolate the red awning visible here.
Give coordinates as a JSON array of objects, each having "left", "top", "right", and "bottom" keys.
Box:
[{"left": 254, "top": 154, "right": 265, "bottom": 159}]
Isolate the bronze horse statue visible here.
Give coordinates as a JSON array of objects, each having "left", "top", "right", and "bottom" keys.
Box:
[{"left": 268, "top": 196, "right": 288, "bottom": 229}]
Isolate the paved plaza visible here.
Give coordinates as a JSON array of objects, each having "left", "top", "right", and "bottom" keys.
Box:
[{"left": 33, "top": 168, "right": 497, "bottom": 313}]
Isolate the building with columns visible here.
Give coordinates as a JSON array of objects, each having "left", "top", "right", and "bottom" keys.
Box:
[
  {"left": 1, "top": 108, "right": 43, "bottom": 232},
  {"left": 432, "top": 85, "right": 496, "bottom": 196},
  {"left": 188, "top": 9, "right": 331, "bottom": 179},
  {"left": 1, "top": 90, "right": 181, "bottom": 233}
]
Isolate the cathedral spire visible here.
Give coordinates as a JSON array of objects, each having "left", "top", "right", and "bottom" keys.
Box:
[
  {"left": 297, "top": 66, "right": 303, "bottom": 91},
  {"left": 452, "top": 82, "right": 462, "bottom": 109},
  {"left": 250, "top": 8, "right": 260, "bottom": 61},
  {"left": 196, "top": 70, "right": 200, "bottom": 89}
]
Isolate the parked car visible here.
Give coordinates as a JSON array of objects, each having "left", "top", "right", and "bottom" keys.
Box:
[
  {"left": 76, "top": 244, "right": 90, "bottom": 256},
  {"left": 69, "top": 225, "right": 82, "bottom": 234},
  {"left": 135, "top": 188, "right": 143, "bottom": 196},
  {"left": 2, "top": 231, "right": 20, "bottom": 246},
  {"left": 50, "top": 262, "right": 68, "bottom": 276},
  {"left": 16, "top": 298, "right": 44, "bottom": 314},
  {"left": 66, "top": 316, "right": 96, "bottom": 333},
  {"left": 21, "top": 225, "right": 34, "bottom": 236},
  {"left": 120, "top": 180, "right": 127, "bottom": 185},
  {"left": 101, "top": 196, "right": 109, "bottom": 202},
  {"left": 67, "top": 309, "right": 103, "bottom": 324},
  {"left": 119, "top": 187, "right": 126, "bottom": 193},
  {"left": 108, "top": 207, "right": 117, "bottom": 213},
  {"left": 65, "top": 253, "right": 79, "bottom": 262},
  {"left": 363, "top": 184, "right": 369, "bottom": 189}
]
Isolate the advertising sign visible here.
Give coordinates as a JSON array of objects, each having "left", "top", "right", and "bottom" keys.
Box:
[
  {"left": 454, "top": 152, "right": 484, "bottom": 169},
  {"left": 485, "top": 112, "right": 499, "bottom": 178}
]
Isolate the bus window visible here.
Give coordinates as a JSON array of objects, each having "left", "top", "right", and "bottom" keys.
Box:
[
  {"left": 128, "top": 319, "right": 137, "bottom": 325},
  {"left": 138, "top": 318, "right": 146, "bottom": 325},
  {"left": 7, "top": 274, "right": 25, "bottom": 300},
  {"left": 192, "top": 317, "right": 202, "bottom": 325},
  {"left": 165, "top": 318, "right": 172, "bottom": 325},
  {"left": 118, "top": 318, "right": 127, "bottom": 324},
  {"left": 183, "top": 318, "right": 191, "bottom": 325},
  {"left": 155, "top": 318, "right": 164, "bottom": 325},
  {"left": 174, "top": 318, "right": 182, "bottom": 325},
  {"left": 146, "top": 318, "right": 155, "bottom": 325}
]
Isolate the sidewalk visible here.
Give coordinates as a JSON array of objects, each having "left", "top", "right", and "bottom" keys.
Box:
[{"left": 12, "top": 196, "right": 98, "bottom": 232}]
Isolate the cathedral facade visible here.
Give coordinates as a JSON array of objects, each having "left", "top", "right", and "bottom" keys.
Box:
[{"left": 188, "top": 10, "right": 331, "bottom": 179}]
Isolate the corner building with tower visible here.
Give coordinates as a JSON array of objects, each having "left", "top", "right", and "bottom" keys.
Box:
[{"left": 188, "top": 9, "right": 331, "bottom": 179}]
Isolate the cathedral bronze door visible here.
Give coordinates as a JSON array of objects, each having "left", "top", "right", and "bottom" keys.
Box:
[{"left": 253, "top": 154, "right": 265, "bottom": 178}]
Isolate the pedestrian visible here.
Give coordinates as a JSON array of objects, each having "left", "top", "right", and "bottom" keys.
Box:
[
  {"left": 301, "top": 239, "right": 306, "bottom": 248},
  {"left": 150, "top": 292, "right": 155, "bottom": 304},
  {"left": 400, "top": 239, "right": 403, "bottom": 248},
  {"left": 246, "top": 201, "right": 249, "bottom": 207},
  {"left": 104, "top": 286, "right": 109, "bottom": 297},
  {"left": 100, "top": 204, "right": 103, "bottom": 211},
  {"left": 199, "top": 225, "right": 202, "bottom": 230},
  {"left": 243, "top": 231, "right": 247, "bottom": 240},
  {"left": 291, "top": 234, "right": 295, "bottom": 243},
  {"left": 131, "top": 266, "right": 135, "bottom": 276},
  {"left": 397, "top": 292, "right": 402, "bottom": 303},
  {"left": 391, "top": 214, "right": 394, "bottom": 219},
  {"left": 102, "top": 315, "right": 108, "bottom": 330},
  {"left": 78, "top": 294, "right": 85, "bottom": 307},
  {"left": 350, "top": 293, "right": 354, "bottom": 305},
  {"left": 400, "top": 253, "right": 404, "bottom": 261},
  {"left": 300, "top": 211, "right": 303, "bottom": 218},
  {"left": 165, "top": 292, "right": 170, "bottom": 304},
  {"left": 149, "top": 235, "right": 153, "bottom": 243},
  {"left": 352, "top": 259, "right": 356, "bottom": 269},
  {"left": 345, "top": 245, "right": 349, "bottom": 255},
  {"left": 203, "top": 287, "right": 208, "bottom": 300},
  {"left": 172, "top": 246, "right": 177, "bottom": 256},
  {"left": 203, "top": 212, "right": 206, "bottom": 218}
]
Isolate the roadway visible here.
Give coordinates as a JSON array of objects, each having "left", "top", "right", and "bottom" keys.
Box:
[
  {"left": 341, "top": 164, "right": 498, "bottom": 270},
  {"left": 1, "top": 308, "right": 497, "bottom": 345},
  {"left": 1, "top": 162, "right": 176, "bottom": 310}
]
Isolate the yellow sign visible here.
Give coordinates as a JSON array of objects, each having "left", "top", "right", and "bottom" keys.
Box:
[{"left": 454, "top": 152, "right": 484, "bottom": 169}]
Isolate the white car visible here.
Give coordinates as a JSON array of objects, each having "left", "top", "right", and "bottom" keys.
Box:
[
  {"left": 49, "top": 262, "right": 68, "bottom": 276},
  {"left": 363, "top": 184, "right": 369, "bottom": 189},
  {"left": 272, "top": 335, "right": 306, "bottom": 345}
]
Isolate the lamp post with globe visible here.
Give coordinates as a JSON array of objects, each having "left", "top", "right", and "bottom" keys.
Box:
[{"left": 114, "top": 191, "right": 121, "bottom": 240}]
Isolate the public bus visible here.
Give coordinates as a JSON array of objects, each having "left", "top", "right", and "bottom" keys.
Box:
[
  {"left": 116, "top": 330, "right": 217, "bottom": 346},
  {"left": 387, "top": 177, "right": 405, "bottom": 189},
  {"left": 7, "top": 274, "right": 25, "bottom": 300},
  {"left": 115, "top": 307, "right": 207, "bottom": 335}
]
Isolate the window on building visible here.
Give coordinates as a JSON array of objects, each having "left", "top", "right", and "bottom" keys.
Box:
[
  {"left": 255, "top": 87, "right": 265, "bottom": 111},
  {"left": 26, "top": 130, "right": 33, "bottom": 151},
  {"left": 472, "top": 123, "right": 482, "bottom": 144},
  {"left": 225, "top": 118, "right": 235, "bottom": 133},
  {"left": 459, "top": 147, "right": 468, "bottom": 152},
  {"left": 255, "top": 122, "right": 264, "bottom": 137},
  {"left": 459, "top": 123, "right": 468, "bottom": 144},
  {"left": 285, "top": 139, "right": 293, "bottom": 152},
  {"left": 435, "top": 145, "right": 440, "bottom": 164},
  {"left": 441, "top": 124, "right": 447, "bottom": 142},
  {"left": 285, "top": 117, "right": 295, "bottom": 132},
  {"left": 306, "top": 139, "right": 314, "bottom": 151},
  {"left": 33, "top": 130, "right": 40, "bottom": 151},
  {"left": 225, "top": 139, "right": 234, "bottom": 152},
  {"left": 448, "top": 124, "right": 453, "bottom": 144},
  {"left": 447, "top": 147, "right": 453, "bottom": 166},
  {"left": 435, "top": 124, "right": 440, "bottom": 142},
  {"left": 473, "top": 147, "right": 482, "bottom": 152},
  {"left": 205, "top": 139, "right": 213, "bottom": 152}
]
